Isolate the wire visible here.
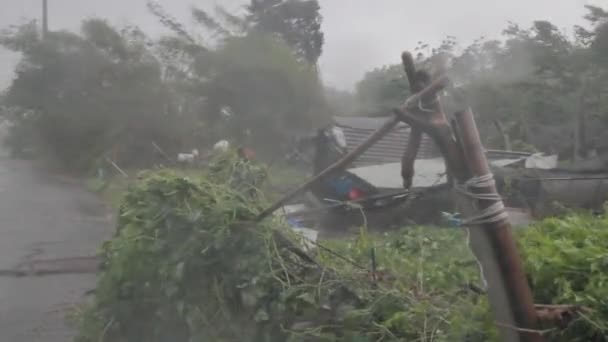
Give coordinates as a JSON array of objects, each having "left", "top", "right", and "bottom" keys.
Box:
[{"left": 311, "top": 240, "right": 368, "bottom": 270}]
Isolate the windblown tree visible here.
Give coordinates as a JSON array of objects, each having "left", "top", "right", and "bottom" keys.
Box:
[
  {"left": 149, "top": 1, "right": 329, "bottom": 157},
  {"left": 355, "top": 5, "right": 608, "bottom": 158},
  {"left": 247, "top": 0, "right": 324, "bottom": 65},
  {"left": 204, "top": 33, "right": 328, "bottom": 152},
  {"left": 0, "top": 19, "right": 192, "bottom": 169},
  {"left": 356, "top": 64, "right": 411, "bottom": 115}
]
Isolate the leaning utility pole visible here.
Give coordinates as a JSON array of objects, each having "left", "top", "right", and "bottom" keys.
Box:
[
  {"left": 42, "top": 0, "right": 49, "bottom": 38},
  {"left": 397, "top": 51, "right": 543, "bottom": 342}
]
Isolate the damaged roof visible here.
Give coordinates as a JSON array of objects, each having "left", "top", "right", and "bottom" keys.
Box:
[
  {"left": 332, "top": 116, "right": 440, "bottom": 167},
  {"left": 347, "top": 153, "right": 558, "bottom": 189}
]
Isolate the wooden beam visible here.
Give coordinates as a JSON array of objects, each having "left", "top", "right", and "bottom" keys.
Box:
[
  {"left": 255, "top": 75, "right": 449, "bottom": 222},
  {"left": 455, "top": 108, "right": 543, "bottom": 342}
]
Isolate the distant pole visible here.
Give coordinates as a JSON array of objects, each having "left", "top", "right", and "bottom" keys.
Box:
[{"left": 42, "top": 0, "right": 48, "bottom": 38}]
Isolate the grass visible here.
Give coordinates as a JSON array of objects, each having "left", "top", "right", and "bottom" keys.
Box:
[
  {"left": 263, "top": 163, "right": 309, "bottom": 201},
  {"left": 85, "top": 171, "right": 132, "bottom": 210}
]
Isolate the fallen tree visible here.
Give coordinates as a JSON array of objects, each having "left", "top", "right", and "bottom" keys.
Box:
[
  {"left": 76, "top": 151, "right": 608, "bottom": 342},
  {"left": 76, "top": 161, "right": 495, "bottom": 342}
]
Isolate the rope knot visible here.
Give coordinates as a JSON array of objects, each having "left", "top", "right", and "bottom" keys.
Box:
[{"left": 454, "top": 173, "right": 509, "bottom": 225}]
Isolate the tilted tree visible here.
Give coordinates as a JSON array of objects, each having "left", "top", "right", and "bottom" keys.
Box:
[
  {"left": 1, "top": 19, "right": 190, "bottom": 169},
  {"left": 247, "top": 0, "right": 324, "bottom": 65},
  {"left": 148, "top": 2, "right": 329, "bottom": 156}
]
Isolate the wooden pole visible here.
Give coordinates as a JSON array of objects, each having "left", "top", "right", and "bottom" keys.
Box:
[
  {"left": 256, "top": 115, "right": 400, "bottom": 221},
  {"left": 106, "top": 157, "right": 128, "bottom": 178},
  {"left": 400, "top": 52, "right": 426, "bottom": 189},
  {"left": 255, "top": 75, "right": 448, "bottom": 222},
  {"left": 454, "top": 108, "right": 543, "bottom": 342}
]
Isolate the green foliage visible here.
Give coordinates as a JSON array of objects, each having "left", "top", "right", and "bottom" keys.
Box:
[
  {"left": 518, "top": 213, "right": 608, "bottom": 341},
  {"left": 204, "top": 33, "right": 329, "bottom": 152},
  {"left": 78, "top": 155, "right": 608, "bottom": 341},
  {"left": 79, "top": 157, "right": 608, "bottom": 341},
  {"left": 207, "top": 148, "right": 269, "bottom": 195},
  {"left": 355, "top": 64, "right": 410, "bottom": 115},
  {"left": 2, "top": 1, "right": 328, "bottom": 170},
  {"left": 78, "top": 161, "right": 498, "bottom": 341},
  {"left": 355, "top": 5, "right": 608, "bottom": 155},
  {"left": 247, "top": 0, "right": 324, "bottom": 65},
  {"left": 320, "top": 228, "right": 496, "bottom": 342},
  {"left": 1, "top": 19, "right": 194, "bottom": 171},
  {"left": 149, "top": 1, "right": 329, "bottom": 156}
]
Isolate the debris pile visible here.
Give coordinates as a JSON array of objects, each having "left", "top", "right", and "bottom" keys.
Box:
[
  {"left": 76, "top": 153, "right": 608, "bottom": 342},
  {"left": 76, "top": 154, "right": 493, "bottom": 342}
]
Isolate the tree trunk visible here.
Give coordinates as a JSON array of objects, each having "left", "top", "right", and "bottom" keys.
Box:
[
  {"left": 494, "top": 119, "right": 512, "bottom": 151},
  {"left": 574, "top": 79, "right": 589, "bottom": 161}
]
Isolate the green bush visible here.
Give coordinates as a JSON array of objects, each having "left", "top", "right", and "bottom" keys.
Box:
[
  {"left": 77, "top": 165, "right": 495, "bottom": 341},
  {"left": 518, "top": 212, "right": 608, "bottom": 341},
  {"left": 77, "top": 158, "right": 608, "bottom": 341}
]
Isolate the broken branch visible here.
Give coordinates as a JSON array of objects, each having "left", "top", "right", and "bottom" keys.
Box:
[
  {"left": 255, "top": 76, "right": 449, "bottom": 222},
  {"left": 400, "top": 52, "right": 450, "bottom": 188}
]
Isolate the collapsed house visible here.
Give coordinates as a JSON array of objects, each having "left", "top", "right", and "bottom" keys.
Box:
[{"left": 285, "top": 116, "right": 608, "bottom": 231}]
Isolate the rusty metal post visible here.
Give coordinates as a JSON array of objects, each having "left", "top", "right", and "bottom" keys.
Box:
[{"left": 454, "top": 109, "right": 543, "bottom": 342}]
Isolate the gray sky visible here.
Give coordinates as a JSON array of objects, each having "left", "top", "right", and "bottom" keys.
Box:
[{"left": 0, "top": 0, "right": 605, "bottom": 90}]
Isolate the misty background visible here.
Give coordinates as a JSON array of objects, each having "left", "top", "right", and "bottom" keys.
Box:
[
  {"left": 3, "top": 2, "right": 608, "bottom": 341},
  {"left": 3, "top": 0, "right": 608, "bottom": 171},
  {"left": 0, "top": 0, "right": 602, "bottom": 90}
]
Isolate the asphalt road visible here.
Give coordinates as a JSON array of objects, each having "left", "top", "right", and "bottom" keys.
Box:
[{"left": 0, "top": 148, "right": 112, "bottom": 341}]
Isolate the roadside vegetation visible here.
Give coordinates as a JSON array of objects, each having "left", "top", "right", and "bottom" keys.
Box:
[{"left": 73, "top": 153, "right": 608, "bottom": 342}]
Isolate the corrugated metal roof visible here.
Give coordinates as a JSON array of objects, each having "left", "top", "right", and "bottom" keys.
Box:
[
  {"left": 332, "top": 116, "right": 440, "bottom": 167},
  {"left": 348, "top": 157, "right": 537, "bottom": 189},
  {"left": 348, "top": 159, "right": 447, "bottom": 188}
]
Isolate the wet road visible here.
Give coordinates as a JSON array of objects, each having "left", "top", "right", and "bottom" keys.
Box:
[{"left": 0, "top": 149, "right": 112, "bottom": 341}]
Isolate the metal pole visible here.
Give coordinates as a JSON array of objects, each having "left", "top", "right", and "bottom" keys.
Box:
[
  {"left": 42, "top": 0, "right": 48, "bottom": 38},
  {"left": 455, "top": 108, "right": 543, "bottom": 342}
]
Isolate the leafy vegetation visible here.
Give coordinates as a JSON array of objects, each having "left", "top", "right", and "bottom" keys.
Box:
[
  {"left": 356, "top": 64, "right": 410, "bottom": 115},
  {"left": 355, "top": 6, "right": 608, "bottom": 158},
  {"left": 2, "top": 3, "right": 608, "bottom": 340},
  {"left": 519, "top": 210, "right": 608, "bottom": 341},
  {"left": 75, "top": 161, "right": 493, "bottom": 342},
  {"left": 4, "top": 2, "right": 608, "bottom": 170},
  {"left": 75, "top": 154, "right": 608, "bottom": 341},
  {"left": 247, "top": 0, "right": 324, "bottom": 65},
  {"left": 0, "top": 19, "right": 188, "bottom": 170},
  {"left": 1, "top": 0, "right": 328, "bottom": 171},
  {"left": 202, "top": 33, "right": 328, "bottom": 155}
]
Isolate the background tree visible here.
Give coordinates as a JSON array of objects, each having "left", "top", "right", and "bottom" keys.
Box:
[
  {"left": 247, "top": 0, "right": 324, "bottom": 65},
  {"left": 0, "top": 19, "right": 193, "bottom": 170},
  {"left": 149, "top": 2, "right": 329, "bottom": 157},
  {"left": 353, "top": 5, "right": 608, "bottom": 159},
  {"left": 355, "top": 64, "right": 410, "bottom": 115},
  {"left": 203, "top": 33, "right": 328, "bottom": 154}
]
